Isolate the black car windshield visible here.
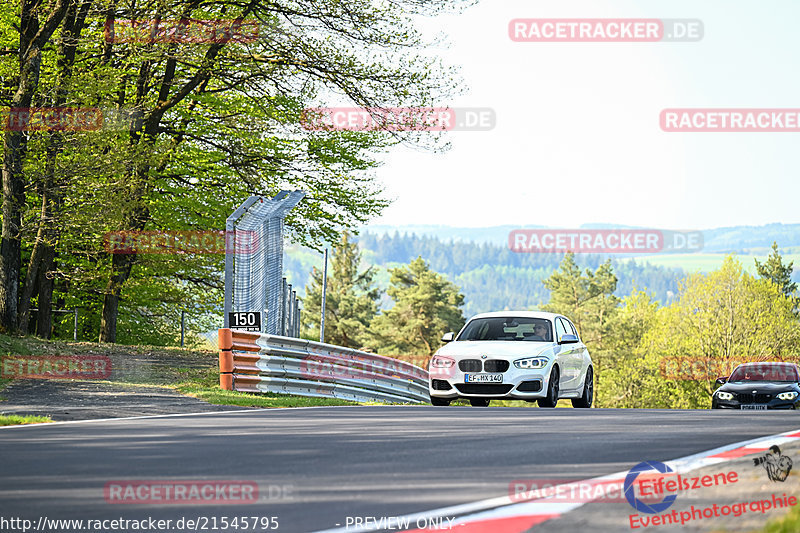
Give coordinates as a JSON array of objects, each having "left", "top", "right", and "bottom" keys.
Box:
[
  {"left": 728, "top": 363, "right": 800, "bottom": 382},
  {"left": 457, "top": 317, "right": 553, "bottom": 342}
]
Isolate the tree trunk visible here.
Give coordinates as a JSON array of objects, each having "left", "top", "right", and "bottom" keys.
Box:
[
  {"left": 0, "top": 130, "right": 27, "bottom": 331},
  {"left": 18, "top": 1, "right": 91, "bottom": 334},
  {"left": 36, "top": 244, "right": 55, "bottom": 338},
  {"left": 99, "top": 246, "right": 140, "bottom": 342},
  {"left": 0, "top": 0, "right": 69, "bottom": 332},
  {"left": 18, "top": 194, "right": 49, "bottom": 332}
]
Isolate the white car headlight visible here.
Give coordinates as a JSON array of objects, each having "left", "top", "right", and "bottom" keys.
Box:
[
  {"left": 778, "top": 391, "right": 798, "bottom": 401},
  {"left": 431, "top": 356, "right": 455, "bottom": 368},
  {"left": 514, "top": 357, "right": 549, "bottom": 370},
  {"left": 715, "top": 391, "right": 734, "bottom": 401}
]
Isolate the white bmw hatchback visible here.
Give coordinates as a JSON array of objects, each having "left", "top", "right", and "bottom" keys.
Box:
[{"left": 428, "top": 311, "right": 594, "bottom": 408}]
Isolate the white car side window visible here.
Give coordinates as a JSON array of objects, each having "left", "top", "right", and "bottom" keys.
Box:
[
  {"left": 555, "top": 318, "right": 568, "bottom": 340},
  {"left": 567, "top": 320, "right": 579, "bottom": 339}
]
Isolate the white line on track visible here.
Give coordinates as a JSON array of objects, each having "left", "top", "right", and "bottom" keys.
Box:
[{"left": 313, "top": 426, "right": 800, "bottom": 533}]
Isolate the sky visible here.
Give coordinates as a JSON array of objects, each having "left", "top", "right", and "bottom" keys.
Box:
[{"left": 365, "top": 0, "right": 800, "bottom": 232}]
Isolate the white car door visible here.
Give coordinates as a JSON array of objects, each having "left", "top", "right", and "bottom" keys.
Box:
[
  {"left": 554, "top": 318, "right": 578, "bottom": 390},
  {"left": 567, "top": 318, "right": 589, "bottom": 391},
  {"left": 559, "top": 317, "right": 585, "bottom": 391}
]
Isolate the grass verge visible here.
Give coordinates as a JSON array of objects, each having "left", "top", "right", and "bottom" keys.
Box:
[
  {"left": 0, "top": 414, "right": 53, "bottom": 426},
  {"left": 174, "top": 366, "right": 364, "bottom": 408},
  {"left": 0, "top": 333, "right": 420, "bottom": 410},
  {"left": 760, "top": 504, "right": 800, "bottom": 532},
  {"left": 177, "top": 385, "right": 364, "bottom": 408}
]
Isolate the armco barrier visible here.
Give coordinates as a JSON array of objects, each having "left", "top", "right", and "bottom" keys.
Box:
[{"left": 218, "top": 328, "right": 430, "bottom": 404}]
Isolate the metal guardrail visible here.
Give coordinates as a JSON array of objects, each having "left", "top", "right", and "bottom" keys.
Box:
[{"left": 218, "top": 328, "right": 430, "bottom": 404}]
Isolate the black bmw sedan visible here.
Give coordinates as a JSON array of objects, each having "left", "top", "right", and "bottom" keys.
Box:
[{"left": 712, "top": 362, "right": 800, "bottom": 410}]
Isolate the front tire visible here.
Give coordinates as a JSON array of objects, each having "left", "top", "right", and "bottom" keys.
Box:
[
  {"left": 538, "top": 366, "right": 560, "bottom": 408},
  {"left": 430, "top": 397, "right": 451, "bottom": 406},
  {"left": 470, "top": 398, "right": 490, "bottom": 407},
  {"left": 572, "top": 367, "right": 593, "bottom": 408}
]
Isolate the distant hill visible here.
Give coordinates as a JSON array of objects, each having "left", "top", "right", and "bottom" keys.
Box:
[
  {"left": 364, "top": 222, "right": 800, "bottom": 253},
  {"left": 285, "top": 232, "right": 685, "bottom": 317},
  {"left": 285, "top": 222, "right": 800, "bottom": 317}
]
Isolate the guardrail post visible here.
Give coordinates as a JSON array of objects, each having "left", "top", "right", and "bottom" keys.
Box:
[{"left": 218, "top": 328, "right": 234, "bottom": 390}]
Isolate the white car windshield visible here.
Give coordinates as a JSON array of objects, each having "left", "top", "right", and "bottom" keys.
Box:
[{"left": 457, "top": 317, "right": 553, "bottom": 342}]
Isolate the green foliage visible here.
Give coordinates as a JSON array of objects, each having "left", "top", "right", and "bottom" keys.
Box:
[
  {"left": 284, "top": 233, "right": 684, "bottom": 317},
  {"left": 542, "top": 253, "right": 620, "bottom": 347},
  {"left": 638, "top": 256, "right": 800, "bottom": 408},
  {"left": 755, "top": 242, "right": 799, "bottom": 310},
  {"left": 595, "top": 290, "right": 660, "bottom": 408},
  {"left": 301, "top": 233, "right": 380, "bottom": 348},
  {"left": 541, "top": 253, "right": 800, "bottom": 409},
  {"left": 367, "top": 257, "right": 465, "bottom": 355},
  {"left": 761, "top": 501, "right": 800, "bottom": 533},
  {"left": 0, "top": 415, "right": 53, "bottom": 426},
  {"left": 595, "top": 256, "right": 800, "bottom": 409},
  {"left": 540, "top": 253, "right": 619, "bottom": 400},
  {"left": 1, "top": 0, "right": 475, "bottom": 343}
]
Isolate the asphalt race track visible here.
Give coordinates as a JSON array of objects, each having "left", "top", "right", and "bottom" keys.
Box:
[{"left": 1, "top": 406, "right": 798, "bottom": 533}]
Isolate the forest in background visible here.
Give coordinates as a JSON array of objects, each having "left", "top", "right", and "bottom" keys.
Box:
[
  {"left": 285, "top": 231, "right": 684, "bottom": 317},
  {"left": 300, "top": 235, "right": 800, "bottom": 409}
]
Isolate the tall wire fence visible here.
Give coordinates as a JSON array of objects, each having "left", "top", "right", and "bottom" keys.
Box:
[{"left": 223, "top": 191, "right": 304, "bottom": 336}]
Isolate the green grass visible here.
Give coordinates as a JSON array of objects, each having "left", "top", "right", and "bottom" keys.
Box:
[
  {"left": 0, "top": 333, "right": 392, "bottom": 410},
  {"left": 759, "top": 504, "right": 800, "bottom": 532},
  {"left": 176, "top": 384, "right": 365, "bottom": 408},
  {"left": 0, "top": 414, "right": 53, "bottom": 426},
  {"left": 171, "top": 366, "right": 364, "bottom": 408}
]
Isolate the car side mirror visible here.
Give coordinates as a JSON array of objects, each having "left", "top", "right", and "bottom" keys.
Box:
[
  {"left": 441, "top": 332, "right": 455, "bottom": 343},
  {"left": 715, "top": 376, "right": 728, "bottom": 386},
  {"left": 559, "top": 334, "right": 579, "bottom": 344}
]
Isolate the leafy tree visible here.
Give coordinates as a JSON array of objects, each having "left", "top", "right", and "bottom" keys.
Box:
[
  {"left": 1, "top": 0, "right": 474, "bottom": 342},
  {"left": 368, "top": 257, "right": 464, "bottom": 355},
  {"left": 595, "top": 289, "right": 660, "bottom": 408},
  {"left": 301, "top": 233, "right": 379, "bottom": 349},
  {"left": 1, "top": 0, "right": 69, "bottom": 331},
  {"left": 640, "top": 256, "right": 800, "bottom": 408}
]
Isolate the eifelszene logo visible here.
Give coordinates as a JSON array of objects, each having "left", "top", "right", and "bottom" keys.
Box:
[{"left": 624, "top": 462, "right": 678, "bottom": 514}]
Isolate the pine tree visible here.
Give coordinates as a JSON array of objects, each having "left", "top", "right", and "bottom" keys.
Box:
[
  {"left": 301, "top": 233, "right": 380, "bottom": 348},
  {"left": 755, "top": 242, "right": 798, "bottom": 299},
  {"left": 367, "top": 257, "right": 465, "bottom": 355},
  {"left": 542, "top": 253, "right": 619, "bottom": 347}
]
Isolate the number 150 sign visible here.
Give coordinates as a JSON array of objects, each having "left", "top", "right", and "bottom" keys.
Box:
[{"left": 229, "top": 312, "right": 261, "bottom": 331}]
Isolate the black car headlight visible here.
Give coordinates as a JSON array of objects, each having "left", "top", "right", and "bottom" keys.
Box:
[
  {"left": 715, "top": 391, "right": 734, "bottom": 401},
  {"left": 778, "top": 391, "right": 798, "bottom": 401},
  {"left": 514, "top": 357, "right": 549, "bottom": 370}
]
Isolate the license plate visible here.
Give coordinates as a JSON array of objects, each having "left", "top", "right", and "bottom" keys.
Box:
[
  {"left": 741, "top": 404, "right": 768, "bottom": 410},
  {"left": 465, "top": 373, "right": 503, "bottom": 383}
]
